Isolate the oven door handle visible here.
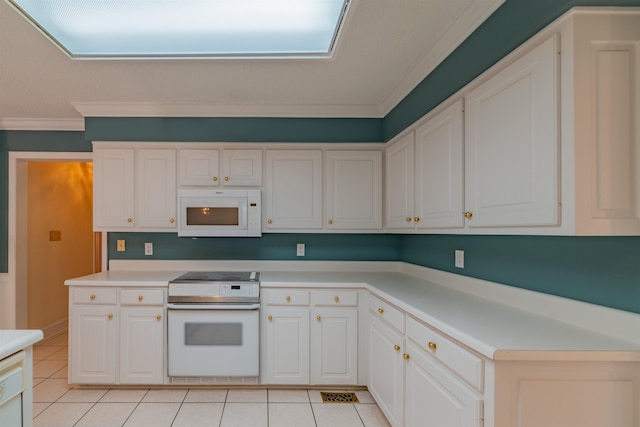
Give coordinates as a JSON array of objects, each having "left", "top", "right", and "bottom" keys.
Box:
[{"left": 167, "top": 303, "right": 260, "bottom": 310}]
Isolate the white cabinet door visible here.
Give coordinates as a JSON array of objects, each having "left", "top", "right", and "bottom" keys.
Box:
[
  {"left": 119, "top": 308, "right": 164, "bottom": 384},
  {"left": 416, "top": 99, "right": 465, "bottom": 229},
  {"left": 93, "top": 149, "right": 135, "bottom": 229},
  {"left": 405, "top": 342, "right": 483, "bottom": 427},
  {"left": 325, "top": 151, "right": 382, "bottom": 230},
  {"left": 265, "top": 150, "right": 323, "bottom": 230},
  {"left": 465, "top": 36, "right": 559, "bottom": 228},
  {"left": 385, "top": 133, "right": 415, "bottom": 229},
  {"left": 137, "top": 149, "right": 177, "bottom": 228},
  {"left": 310, "top": 308, "right": 358, "bottom": 385},
  {"left": 369, "top": 314, "right": 404, "bottom": 427},
  {"left": 222, "top": 149, "right": 263, "bottom": 186},
  {"left": 70, "top": 307, "right": 117, "bottom": 384},
  {"left": 264, "top": 308, "right": 310, "bottom": 384},
  {"left": 178, "top": 149, "right": 220, "bottom": 186}
]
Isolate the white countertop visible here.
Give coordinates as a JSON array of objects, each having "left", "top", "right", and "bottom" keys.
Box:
[
  {"left": 0, "top": 330, "right": 43, "bottom": 360},
  {"left": 65, "top": 265, "right": 640, "bottom": 362}
]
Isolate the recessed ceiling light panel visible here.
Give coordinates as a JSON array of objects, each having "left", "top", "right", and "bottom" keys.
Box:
[{"left": 6, "top": 0, "right": 351, "bottom": 59}]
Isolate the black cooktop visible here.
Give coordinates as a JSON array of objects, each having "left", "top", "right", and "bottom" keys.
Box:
[{"left": 172, "top": 271, "right": 259, "bottom": 283}]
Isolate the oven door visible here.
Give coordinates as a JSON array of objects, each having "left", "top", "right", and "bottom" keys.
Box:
[{"left": 167, "top": 305, "right": 259, "bottom": 377}]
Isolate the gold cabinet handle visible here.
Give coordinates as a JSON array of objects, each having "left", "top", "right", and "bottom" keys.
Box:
[
  {"left": 464, "top": 211, "right": 473, "bottom": 219},
  {"left": 224, "top": 176, "right": 229, "bottom": 181},
  {"left": 213, "top": 176, "right": 218, "bottom": 181},
  {"left": 414, "top": 217, "right": 420, "bottom": 222},
  {"left": 394, "top": 345, "right": 400, "bottom": 351},
  {"left": 156, "top": 314, "right": 162, "bottom": 321},
  {"left": 317, "top": 315, "right": 321, "bottom": 321},
  {"left": 334, "top": 296, "right": 340, "bottom": 303},
  {"left": 403, "top": 353, "right": 410, "bottom": 360},
  {"left": 108, "top": 314, "right": 113, "bottom": 320},
  {"left": 138, "top": 295, "right": 143, "bottom": 302},
  {"left": 285, "top": 296, "right": 291, "bottom": 303},
  {"left": 428, "top": 341, "right": 437, "bottom": 351},
  {"left": 90, "top": 294, "right": 96, "bottom": 301},
  {"left": 328, "top": 219, "right": 333, "bottom": 225},
  {"left": 170, "top": 218, "right": 175, "bottom": 223},
  {"left": 405, "top": 217, "right": 411, "bottom": 222},
  {"left": 268, "top": 315, "right": 273, "bottom": 321},
  {"left": 378, "top": 308, "right": 384, "bottom": 315},
  {"left": 267, "top": 219, "right": 273, "bottom": 224},
  {"left": 127, "top": 218, "right": 133, "bottom": 223}
]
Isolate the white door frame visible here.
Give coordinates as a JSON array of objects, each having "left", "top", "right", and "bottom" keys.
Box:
[{"left": 2, "top": 151, "right": 96, "bottom": 329}]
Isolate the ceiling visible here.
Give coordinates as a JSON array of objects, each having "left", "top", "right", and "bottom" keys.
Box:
[{"left": 0, "top": 0, "right": 505, "bottom": 130}]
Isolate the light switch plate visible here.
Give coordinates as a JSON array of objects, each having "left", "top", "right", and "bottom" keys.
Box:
[
  {"left": 145, "top": 242, "right": 153, "bottom": 256},
  {"left": 455, "top": 250, "right": 464, "bottom": 268},
  {"left": 297, "top": 243, "right": 305, "bottom": 257},
  {"left": 117, "top": 240, "right": 125, "bottom": 252}
]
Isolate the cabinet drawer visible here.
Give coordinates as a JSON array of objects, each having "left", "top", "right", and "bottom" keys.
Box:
[
  {"left": 406, "top": 316, "right": 484, "bottom": 392},
  {"left": 368, "top": 293, "right": 404, "bottom": 333},
  {"left": 120, "top": 289, "right": 165, "bottom": 306},
  {"left": 264, "top": 289, "right": 310, "bottom": 306},
  {"left": 71, "top": 288, "right": 117, "bottom": 305},
  {"left": 311, "top": 290, "right": 358, "bottom": 307}
]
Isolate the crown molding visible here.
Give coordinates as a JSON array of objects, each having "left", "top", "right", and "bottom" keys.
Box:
[
  {"left": 71, "top": 102, "right": 383, "bottom": 118},
  {"left": 0, "top": 118, "right": 85, "bottom": 131},
  {"left": 379, "top": 0, "right": 506, "bottom": 116}
]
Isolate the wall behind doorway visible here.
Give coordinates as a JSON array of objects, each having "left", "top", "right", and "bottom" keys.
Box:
[{"left": 26, "top": 161, "right": 94, "bottom": 331}]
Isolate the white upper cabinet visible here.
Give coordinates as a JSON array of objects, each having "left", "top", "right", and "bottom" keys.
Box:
[
  {"left": 385, "top": 133, "right": 415, "bottom": 229},
  {"left": 265, "top": 150, "right": 323, "bottom": 230},
  {"left": 136, "top": 149, "right": 177, "bottom": 228},
  {"left": 415, "top": 99, "right": 465, "bottom": 229},
  {"left": 325, "top": 150, "right": 382, "bottom": 230},
  {"left": 178, "top": 149, "right": 220, "bottom": 186},
  {"left": 178, "top": 149, "right": 262, "bottom": 187},
  {"left": 465, "top": 35, "right": 559, "bottom": 228},
  {"left": 94, "top": 148, "right": 135, "bottom": 229},
  {"left": 94, "top": 146, "right": 176, "bottom": 231},
  {"left": 222, "top": 149, "right": 263, "bottom": 186}
]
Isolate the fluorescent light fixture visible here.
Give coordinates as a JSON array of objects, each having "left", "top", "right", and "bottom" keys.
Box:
[{"left": 5, "top": 0, "right": 350, "bottom": 59}]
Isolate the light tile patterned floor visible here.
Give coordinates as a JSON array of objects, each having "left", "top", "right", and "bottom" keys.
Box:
[{"left": 32, "top": 332, "right": 391, "bottom": 427}]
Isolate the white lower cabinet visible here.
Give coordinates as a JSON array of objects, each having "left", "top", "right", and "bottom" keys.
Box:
[
  {"left": 368, "top": 293, "right": 484, "bottom": 427},
  {"left": 69, "top": 287, "right": 165, "bottom": 385},
  {"left": 263, "top": 288, "right": 359, "bottom": 385},
  {"left": 264, "top": 307, "right": 310, "bottom": 384}
]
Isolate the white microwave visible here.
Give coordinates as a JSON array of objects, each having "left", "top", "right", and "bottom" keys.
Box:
[{"left": 177, "top": 189, "right": 261, "bottom": 237}]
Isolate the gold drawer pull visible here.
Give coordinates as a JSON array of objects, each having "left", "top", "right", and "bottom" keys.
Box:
[
  {"left": 428, "top": 342, "right": 437, "bottom": 351},
  {"left": 267, "top": 219, "right": 272, "bottom": 224},
  {"left": 213, "top": 176, "right": 218, "bottom": 181},
  {"left": 334, "top": 296, "right": 340, "bottom": 303},
  {"left": 328, "top": 219, "right": 333, "bottom": 225},
  {"left": 127, "top": 218, "right": 133, "bottom": 223},
  {"left": 138, "top": 295, "right": 143, "bottom": 302},
  {"left": 268, "top": 315, "right": 273, "bottom": 321},
  {"left": 414, "top": 217, "right": 420, "bottom": 222},
  {"left": 90, "top": 294, "right": 96, "bottom": 301},
  {"left": 285, "top": 296, "right": 291, "bottom": 303},
  {"left": 378, "top": 308, "right": 384, "bottom": 315},
  {"left": 317, "top": 315, "right": 321, "bottom": 321},
  {"left": 108, "top": 314, "right": 113, "bottom": 320},
  {"left": 224, "top": 176, "right": 229, "bottom": 181},
  {"left": 464, "top": 211, "right": 473, "bottom": 219},
  {"left": 393, "top": 345, "right": 400, "bottom": 351},
  {"left": 170, "top": 218, "right": 175, "bottom": 223},
  {"left": 403, "top": 353, "right": 410, "bottom": 360},
  {"left": 156, "top": 315, "right": 162, "bottom": 321},
  {"left": 405, "top": 217, "right": 411, "bottom": 222}
]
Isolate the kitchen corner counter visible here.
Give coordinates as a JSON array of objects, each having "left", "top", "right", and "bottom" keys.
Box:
[{"left": 0, "top": 330, "right": 43, "bottom": 360}]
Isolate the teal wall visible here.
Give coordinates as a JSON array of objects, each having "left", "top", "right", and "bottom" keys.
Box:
[
  {"left": 2, "top": 0, "right": 640, "bottom": 314},
  {"left": 108, "top": 233, "right": 401, "bottom": 261}
]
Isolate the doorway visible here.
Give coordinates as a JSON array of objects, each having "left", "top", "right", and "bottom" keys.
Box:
[{"left": 6, "top": 152, "right": 99, "bottom": 334}]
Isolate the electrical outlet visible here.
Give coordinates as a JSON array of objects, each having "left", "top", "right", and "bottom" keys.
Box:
[
  {"left": 49, "top": 230, "right": 61, "bottom": 241},
  {"left": 455, "top": 250, "right": 464, "bottom": 268},
  {"left": 145, "top": 242, "right": 153, "bottom": 256},
  {"left": 297, "top": 243, "right": 305, "bottom": 257},
  {"left": 117, "top": 240, "right": 126, "bottom": 252}
]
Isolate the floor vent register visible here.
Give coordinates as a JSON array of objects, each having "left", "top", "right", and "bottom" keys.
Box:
[{"left": 320, "top": 392, "right": 359, "bottom": 403}]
